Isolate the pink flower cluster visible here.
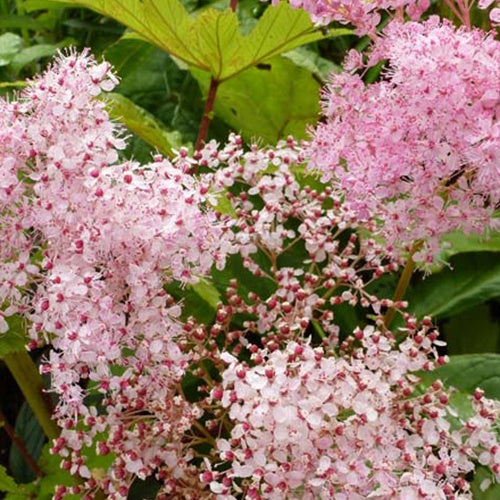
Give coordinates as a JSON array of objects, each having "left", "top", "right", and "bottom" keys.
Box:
[
  {"left": 268, "top": 0, "right": 430, "bottom": 35},
  {"left": 207, "top": 329, "right": 500, "bottom": 498},
  {"left": 267, "top": 1, "right": 499, "bottom": 34},
  {"left": 309, "top": 17, "right": 500, "bottom": 262},
  {"left": 186, "top": 137, "right": 499, "bottom": 499},
  {"left": 0, "top": 51, "right": 234, "bottom": 497}
]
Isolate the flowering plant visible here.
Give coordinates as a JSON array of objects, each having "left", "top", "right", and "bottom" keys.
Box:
[{"left": 0, "top": 0, "right": 499, "bottom": 499}]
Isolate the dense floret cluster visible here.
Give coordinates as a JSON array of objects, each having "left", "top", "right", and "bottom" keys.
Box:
[{"left": 309, "top": 17, "right": 500, "bottom": 262}]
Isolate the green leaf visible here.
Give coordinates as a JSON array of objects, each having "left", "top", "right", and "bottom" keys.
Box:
[
  {"left": 0, "top": 465, "right": 20, "bottom": 494},
  {"left": 233, "top": 5, "right": 349, "bottom": 80},
  {"left": 192, "top": 55, "right": 321, "bottom": 143},
  {"left": 50, "top": 1, "right": 346, "bottom": 80},
  {"left": 212, "top": 253, "right": 276, "bottom": 302},
  {"left": 34, "top": 444, "right": 79, "bottom": 499},
  {"left": 102, "top": 92, "right": 185, "bottom": 156},
  {"left": 441, "top": 302, "right": 499, "bottom": 355},
  {"left": 0, "top": 15, "right": 46, "bottom": 31},
  {"left": 0, "top": 316, "right": 28, "bottom": 358},
  {"left": 9, "top": 44, "right": 60, "bottom": 73},
  {"left": 190, "top": 279, "right": 221, "bottom": 311},
  {"left": 105, "top": 38, "right": 229, "bottom": 145},
  {"left": 282, "top": 46, "right": 341, "bottom": 83},
  {"left": 471, "top": 466, "right": 500, "bottom": 499},
  {"left": 0, "top": 33, "right": 23, "bottom": 67},
  {"left": 105, "top": 36, "right": 156, "bottom": 76},
  {"left": 50, "top": 0, "right": 205, "bottom": 69},
  {"left": 440, "top": 230, "right": 500, "bottom": 260},
  {"left": 406, "top": 252, "right": 500, "bottom": 320},
  {"left": 9, "top": 403, "right": 45, "bottom": 483},
  {"left": 21, "top": 0, "right": 72, "bottom": 11},
  {"left": 128, "top": 477, "right": 161, "bottom": 500},
  {"left": 421, "top": 354, "right": 500, "bottom": 400}
]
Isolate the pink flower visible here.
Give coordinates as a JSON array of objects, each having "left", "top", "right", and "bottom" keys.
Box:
[{"left": 308, "top": 18, "right": 500, "bottom": 262}]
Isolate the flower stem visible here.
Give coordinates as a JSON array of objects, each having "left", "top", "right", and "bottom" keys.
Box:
[
  {"left": 3, "top": 351, "right": 59, "bottom": 440},
  {"left": 0, "top": 408, "right": 43, "bottom": 478},
  {"left": 383, "top": 241, "right": 422, "bottom": 328},
  {"left": 195, "top": 78, "right": 220, "bottom": 152}
]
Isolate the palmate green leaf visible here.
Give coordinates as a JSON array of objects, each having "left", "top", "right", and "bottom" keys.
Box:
[
  {"left": 52, "top": 0, "right": 202, "bottom": 67},
  {"left": 50, "top": 1, "right": 345, "bottom": 80},
  {"left": 192, "top": 55, "right": 321, "bottom": 143},
  {"left": 102, "top": 92, "right": 185, "bottom": 156},
  {"left": 236, "top": 6, "right": 349, "bottom": 80},
  {"left": 406, "top": 252, "right": 500, "bottom": 320}
]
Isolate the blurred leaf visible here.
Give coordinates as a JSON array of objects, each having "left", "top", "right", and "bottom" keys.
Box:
[
  {"left": 22, "top": 0, "right": 71, "bottom": 11},
  {"left": 105, "top": 36, "right": 156, "bottom": 75},
  {"left": 166, "top": 280, "right": 219, "bottom": 323},
  {"left": 128, "top": 477, "right": 161, "bottom": 499},
  {"left": 212, "top": 253, "right": 276, "bottom": 301},
  {"left": 0, "top": 81, "right": 28, "bottom": 88},
  {"left": 9, "top": 44, "right": 60, "bottom": 73},
  {"left": 9, "top": 404, "right": 45, "bottom": 484},
  {"left": 0, "top": 316, "right": 28, "bottom": 358},
  {"left": 406, "top": 252, "right": 500, "bottom": 320},
  {"left": 61, "top": 18, "right": 124, "bottom": 34},
  {"left": 442, "top": 302, "right": 499, "bottom": 355},
  {"left": 471, "top": 466, "right": 500, "bottom": 499},
  {"left": 102, "top": 92, "right": 185, "bottom": 156},
  {"left": 0, "top": 465, "right": 20, "bottom": 494},
  {"left": 0, "top": 15, "right": 45, "bottom": 31},
  {"left": 191, "top": 279, "right": 221, "bottom": 311},
  {"left": 282, "top": 46, "right": 340, "bottom": 83},
  {"left": 35, "top": 445, "right": 79, "bottom": 499},
  {"left": 9, "top": 403, "right": 45, "bottom": 484},
  {"left": 421, "top": 354, "right": 500, "bottom": 400},
  {"left": 192, "top": 55, "right": 321, "bottom": 144},
  {"left": 440, "top": 231, "right": 500, "bottom": 260},
  {"left": 0, "top": 33, "right": 23, "bottom": 66}
]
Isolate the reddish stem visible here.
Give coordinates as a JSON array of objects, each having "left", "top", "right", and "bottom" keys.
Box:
[
  {"left": 0, "top": 408, "right": 43, "bottom": 478},
  {"left": 195, "top": 78, "right": 220, "bottom": 152},
  {"left": 230, "top": 0, "right": 238, "bottom": 12}
]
